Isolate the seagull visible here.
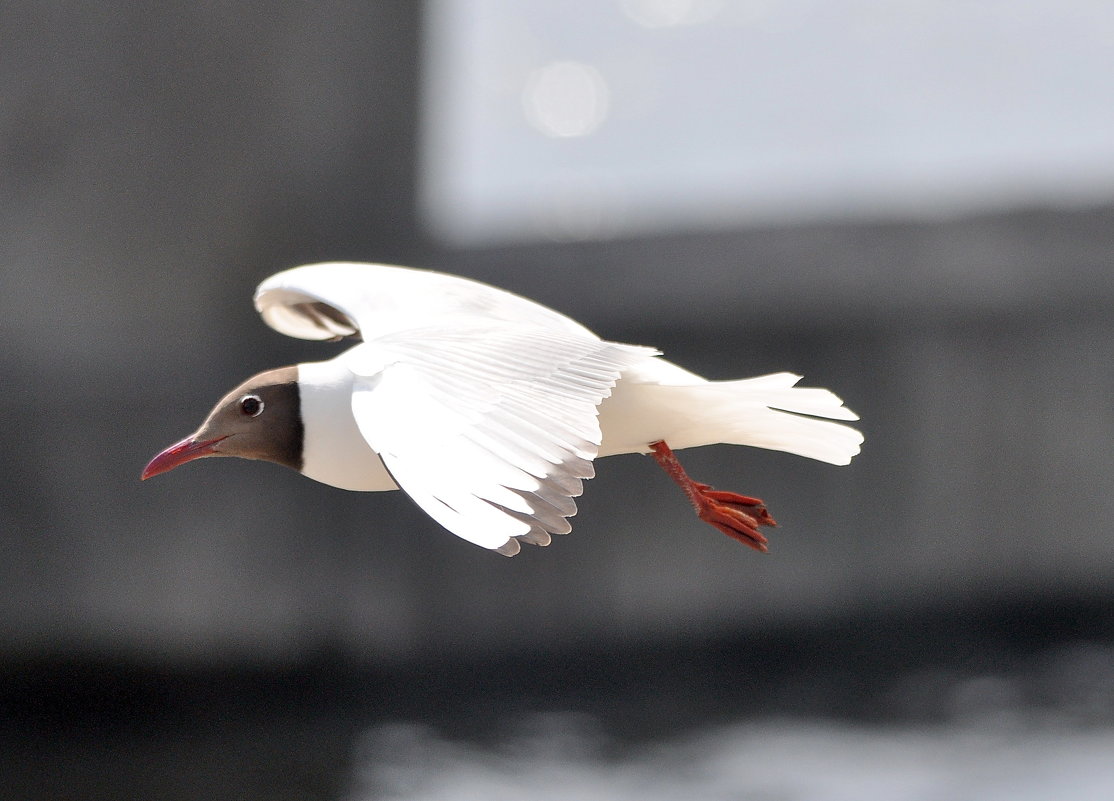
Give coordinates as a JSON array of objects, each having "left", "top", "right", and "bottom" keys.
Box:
[{"left": 142, "top": 262, "right": 863, "bottom": 556}]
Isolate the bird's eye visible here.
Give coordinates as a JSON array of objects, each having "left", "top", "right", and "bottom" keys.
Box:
[{"left": 239, "top": 394, "right": 264, "bottom": 417}]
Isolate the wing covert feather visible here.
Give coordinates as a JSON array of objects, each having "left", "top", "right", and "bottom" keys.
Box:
[
  {"left": 255, "top": 262, "right": 595, "bottom": 341},
  {"left": 347, "top": 327, "right": 655, "bottom": 551}
]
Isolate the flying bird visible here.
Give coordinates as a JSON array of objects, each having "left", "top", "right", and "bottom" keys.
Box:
[{"left": 143, "top": 263, "right": 863, "bottom": 556}]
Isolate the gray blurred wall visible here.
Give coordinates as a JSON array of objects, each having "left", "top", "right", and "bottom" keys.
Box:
[{"left": 2, "top": 2, "right": 1112, "bottom": 664}]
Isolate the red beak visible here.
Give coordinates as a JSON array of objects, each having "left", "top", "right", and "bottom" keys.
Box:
[{"left": 141, "top": 435, "right": 227, "bottom": 480}]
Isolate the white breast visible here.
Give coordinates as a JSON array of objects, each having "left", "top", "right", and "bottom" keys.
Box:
[{"left": 296, "top": 356, "right": 398, "bottom": 492}]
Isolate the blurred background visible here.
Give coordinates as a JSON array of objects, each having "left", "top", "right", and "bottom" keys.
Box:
[{"left": 3, "top": 1, "right": 1114, "bottom": 798}]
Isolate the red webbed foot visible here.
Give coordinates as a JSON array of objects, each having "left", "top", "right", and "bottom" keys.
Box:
[{"left": 649, "top": 441, "right": 777, "bottom": 552}]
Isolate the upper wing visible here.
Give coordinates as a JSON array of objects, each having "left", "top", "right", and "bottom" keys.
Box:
[
  {"left": 345, "top": 326, "right": 657, "bottom": 555},
  {"left": 254, "top": 262, "right": 595, "bottom": 342}
]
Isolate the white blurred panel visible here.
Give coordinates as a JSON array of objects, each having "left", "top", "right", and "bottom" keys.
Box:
[{"left": 421, "top": 0, "right": 1114, "bottom": 244}]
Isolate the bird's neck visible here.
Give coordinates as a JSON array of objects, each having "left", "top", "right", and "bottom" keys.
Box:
[{"left": 296, "top": 356, "right": 398, "bottom": 492}]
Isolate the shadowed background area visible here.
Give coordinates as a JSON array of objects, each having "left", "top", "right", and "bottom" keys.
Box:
[{"left": 2, "top": 2, "right": 1113, "bottom": 799}]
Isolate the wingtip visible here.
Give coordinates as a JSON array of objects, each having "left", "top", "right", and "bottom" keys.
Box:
[{"left": 495, "top": 525, "right": 560, "bottom": 555}]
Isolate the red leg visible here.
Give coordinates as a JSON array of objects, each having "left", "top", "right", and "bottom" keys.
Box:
[{"left": 649, "top": 440, "right": 776, "bottom": 552}]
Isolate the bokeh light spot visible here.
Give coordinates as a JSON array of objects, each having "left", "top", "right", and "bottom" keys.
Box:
[{"left": 523, "top": 61, "right": 610, "bottom": 138}]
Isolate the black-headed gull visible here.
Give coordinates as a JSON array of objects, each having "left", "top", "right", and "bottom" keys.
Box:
[{"left": 143, "top": 263, "right": 863, "bottom": 556}]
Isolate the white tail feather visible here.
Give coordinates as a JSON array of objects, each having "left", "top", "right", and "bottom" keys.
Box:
[
  {"left": 676, "top": 373, "right": 862, "bottom": 464},
  {"left": 598, "top": 370, "right": 864, "bottom": 465}
]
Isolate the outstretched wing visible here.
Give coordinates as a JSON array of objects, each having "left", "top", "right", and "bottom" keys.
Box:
[
  {"left": 254, "top": 262, "right": 595, "bottom": 342},
  {"left": 345, "top": 326, "right": 656, "bottom": 555}
]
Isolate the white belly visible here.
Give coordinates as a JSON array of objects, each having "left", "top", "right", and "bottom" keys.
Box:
[{"left": 597, "top": 357, "right": 707, "bottom": 457}]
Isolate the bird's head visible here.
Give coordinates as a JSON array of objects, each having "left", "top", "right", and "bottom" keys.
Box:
[{"left": 141, "top": 366, "right": 303, "bottom": 479}]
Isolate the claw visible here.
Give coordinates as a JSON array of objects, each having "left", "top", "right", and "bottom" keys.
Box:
[
  {"left": 650, "top": 440, "right": 777, "bottom": 552},
  {"left": 697, "top": 487, "right": 777, "bottom": 528},
  {"left": 698, "top": 498, "right": 770, "bottom": 552}
]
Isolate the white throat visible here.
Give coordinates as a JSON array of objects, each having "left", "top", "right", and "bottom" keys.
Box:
[{"left": 296, "top": 356, "right": 397, "bottom": 492}]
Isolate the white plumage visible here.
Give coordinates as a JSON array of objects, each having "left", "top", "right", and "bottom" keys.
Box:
[{"left": 251, "top": 262, "right": 863, "bottom": 555}]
